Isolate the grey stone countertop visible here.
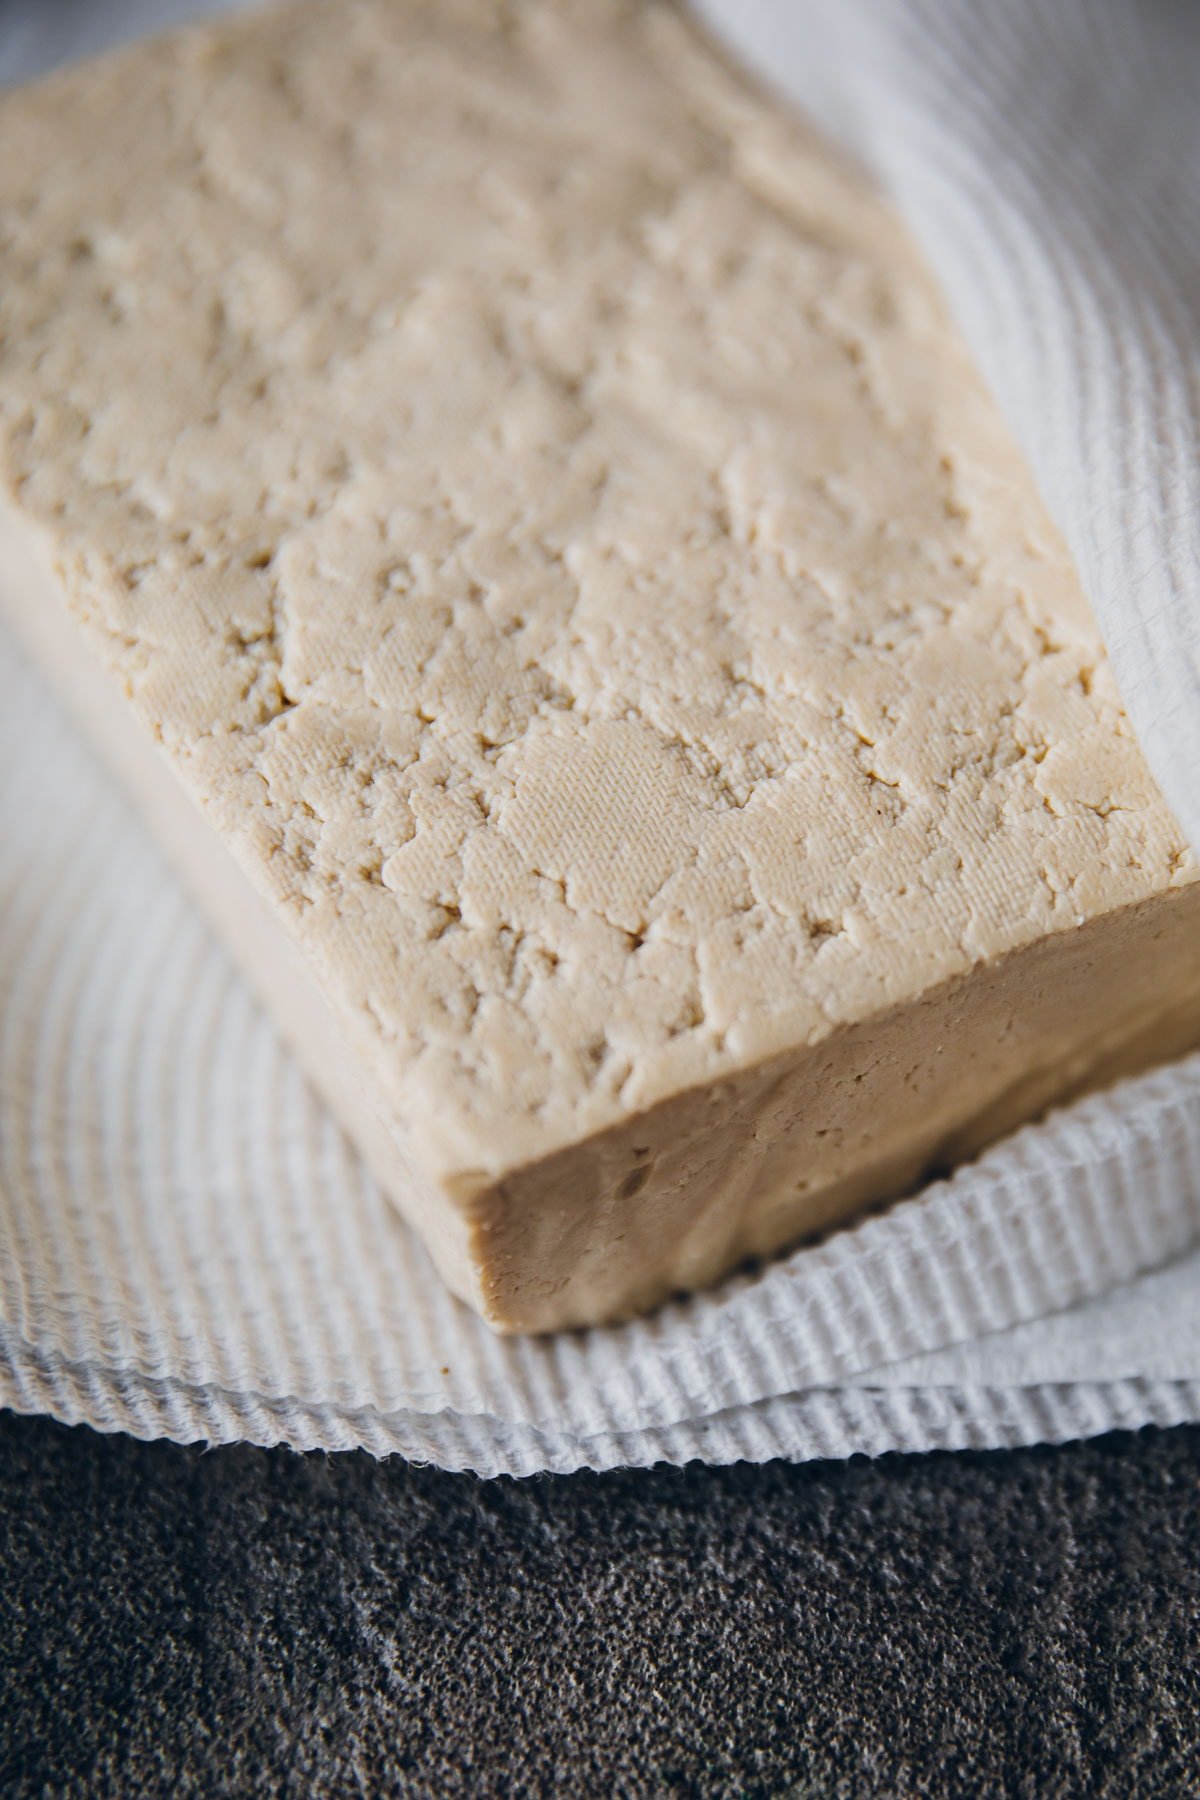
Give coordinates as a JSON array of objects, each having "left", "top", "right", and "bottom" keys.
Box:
[{"left": 2, "top": 1413, "right": 1199, "bottom": 1797}]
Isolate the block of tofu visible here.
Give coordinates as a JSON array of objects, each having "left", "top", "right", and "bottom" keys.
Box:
[{"left": 1, "top": 0, "right": 1197, "bottom": 1333}]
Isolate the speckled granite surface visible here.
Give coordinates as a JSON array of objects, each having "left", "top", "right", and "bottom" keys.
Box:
[{"left": 2, "top": 1413, "right": 1198, "bottom": 1797}]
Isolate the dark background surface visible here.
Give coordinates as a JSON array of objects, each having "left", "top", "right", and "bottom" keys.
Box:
[{"left": 2, "top": 1412, "right": 1199, "bottom": 1797}]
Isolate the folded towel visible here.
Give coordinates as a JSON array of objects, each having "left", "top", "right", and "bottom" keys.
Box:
[{"left": 1, "top": 0, "right": 1197, "bottom": 1474}]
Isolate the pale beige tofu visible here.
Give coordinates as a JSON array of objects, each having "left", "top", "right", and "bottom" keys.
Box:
[{"left": 0, "top": 0, "right": 1196, "bottom": 1331}]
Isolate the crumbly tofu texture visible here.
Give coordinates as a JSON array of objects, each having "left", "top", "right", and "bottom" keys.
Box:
[{"left": 0, "top": 0, "right": 1197, "bottom": 1331}]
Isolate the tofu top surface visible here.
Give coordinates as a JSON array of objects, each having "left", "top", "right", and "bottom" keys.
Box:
[{"left": 0, "top": 0, "right": 1189, "bottom": 1183}]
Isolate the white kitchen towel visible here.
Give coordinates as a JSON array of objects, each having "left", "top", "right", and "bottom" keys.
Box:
[{"left": 1, "top": 0, "right": 1198, "bottom": 1476}]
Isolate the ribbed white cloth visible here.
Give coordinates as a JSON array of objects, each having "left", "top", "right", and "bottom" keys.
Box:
[{"left": 1, "top": 0, "right": 1198, "bottom": 1474}]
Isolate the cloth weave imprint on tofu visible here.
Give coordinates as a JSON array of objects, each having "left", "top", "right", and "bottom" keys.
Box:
[{"left": 0, "top": 0, "right": 1196, "bottom": 1332}]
